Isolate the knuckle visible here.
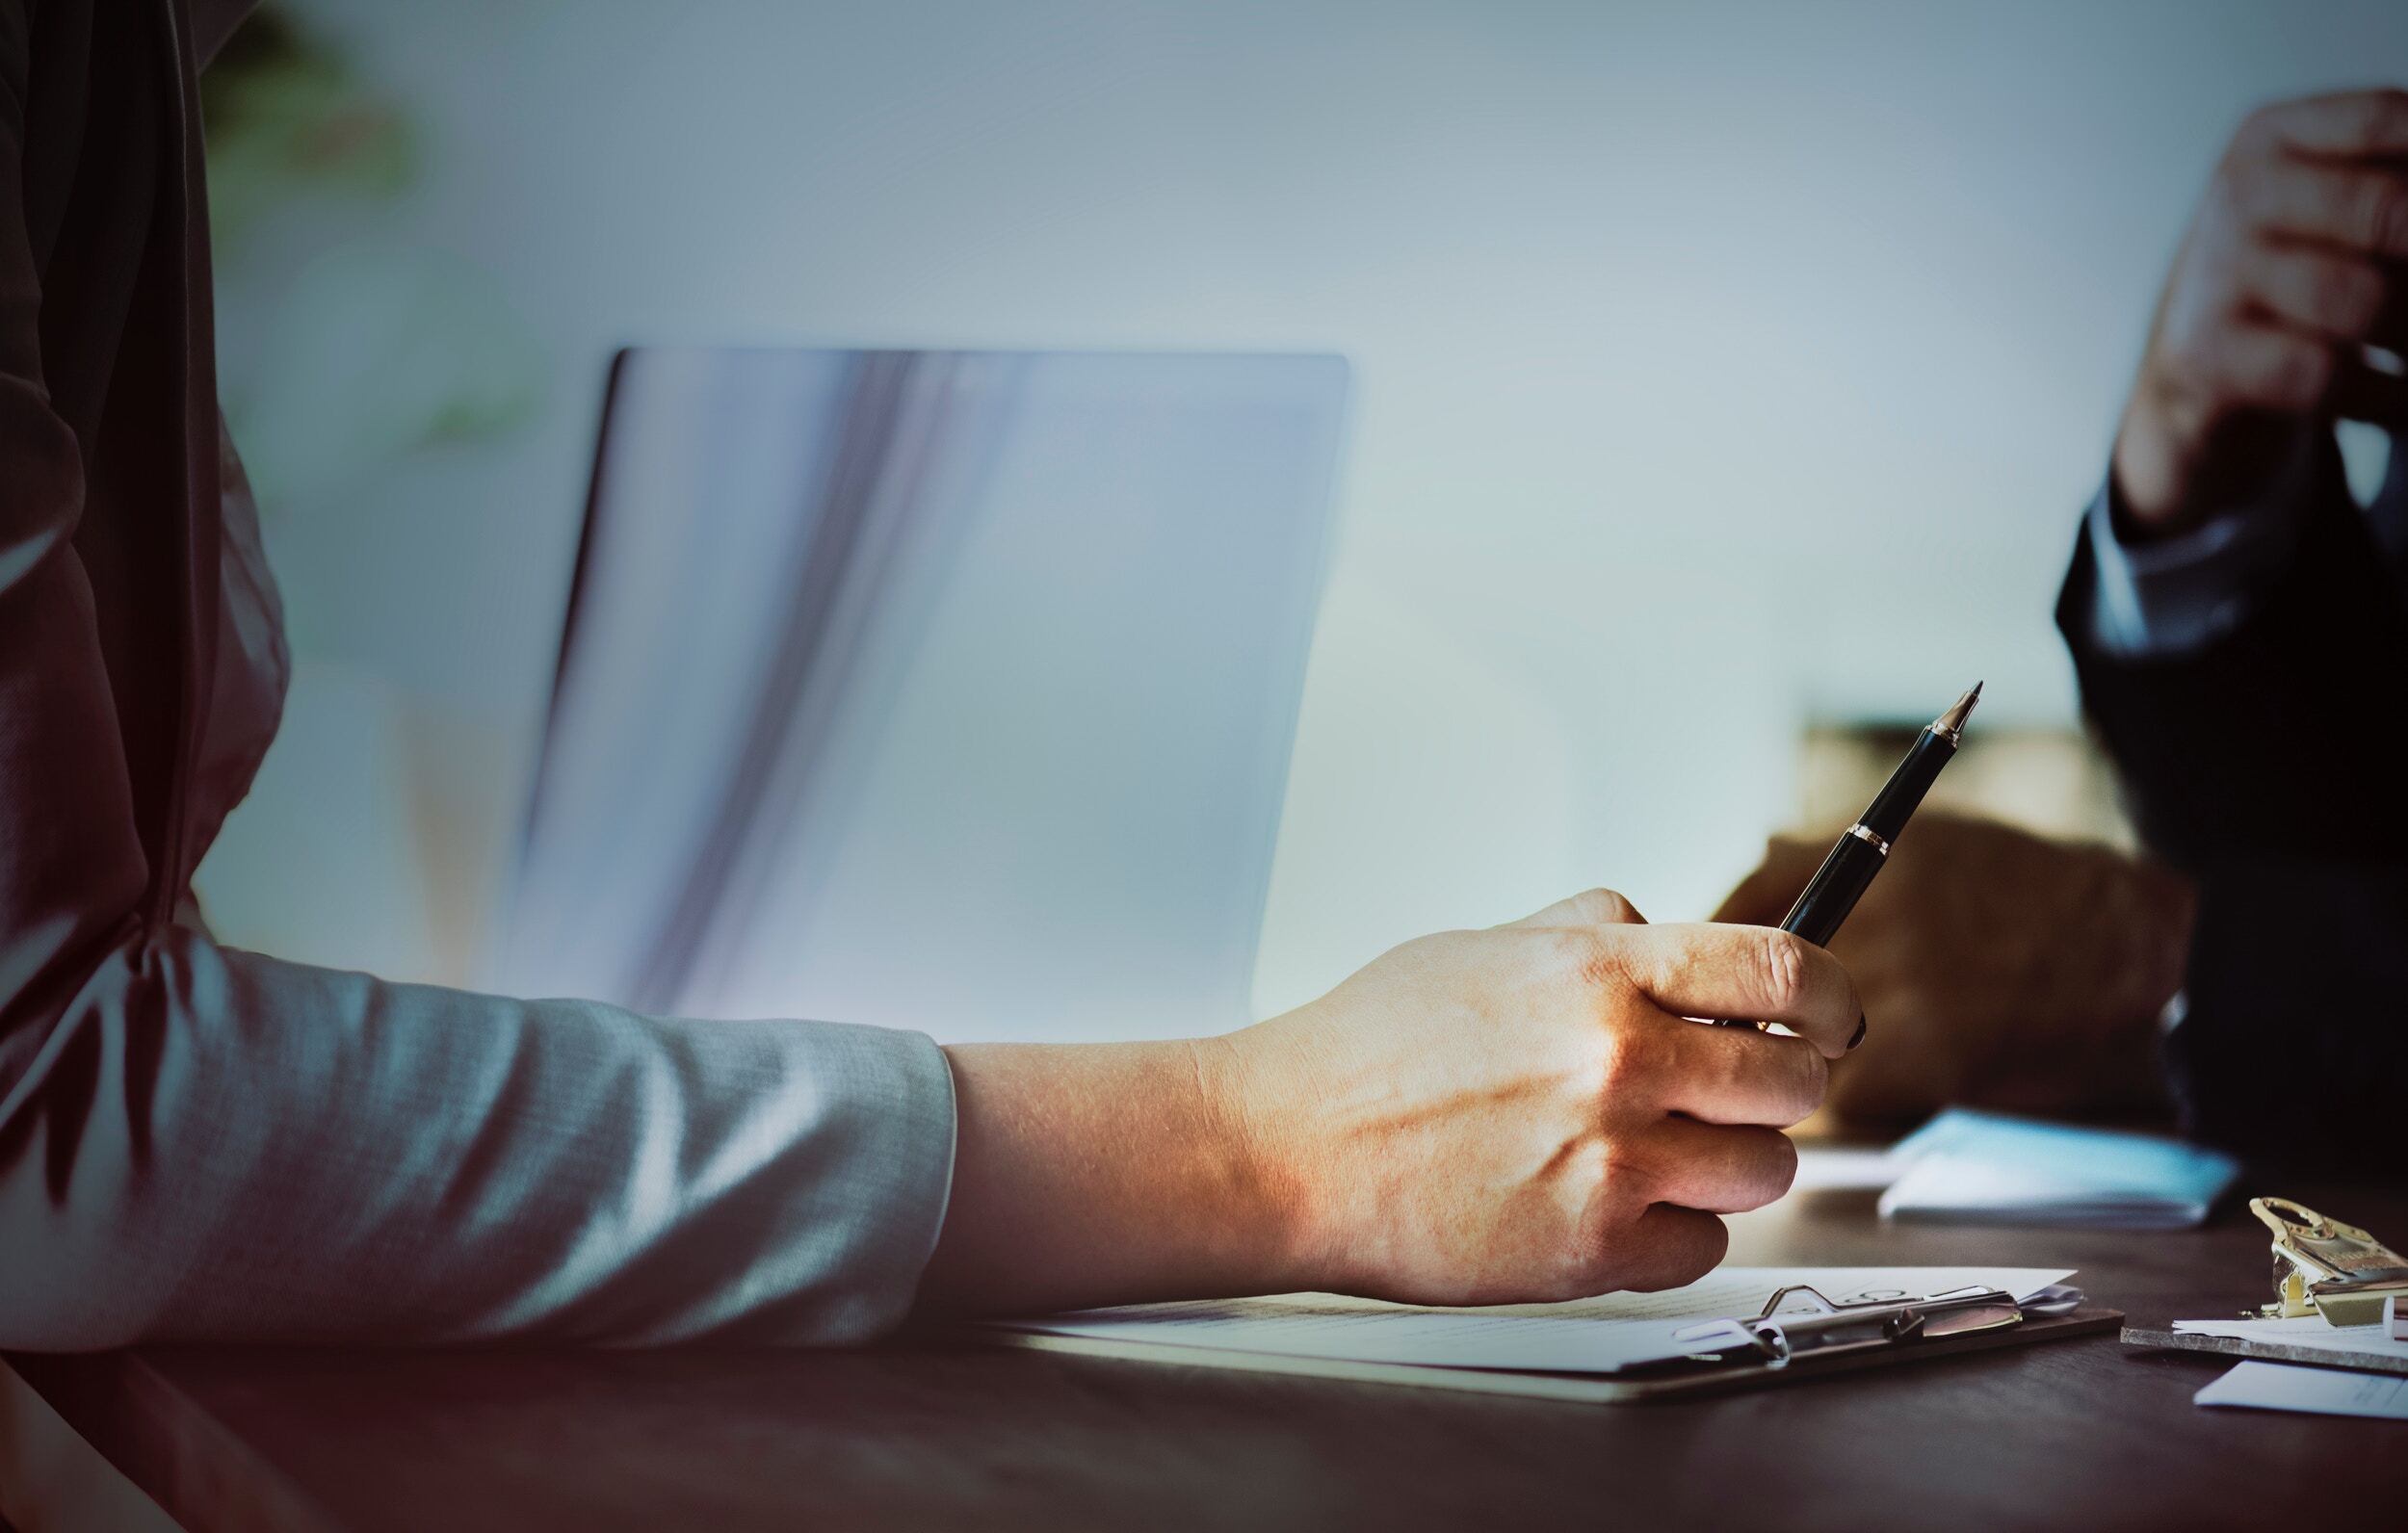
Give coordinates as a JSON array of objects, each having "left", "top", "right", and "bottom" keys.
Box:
[
  {"left": 1568, "top": 926, "right": 1623, "bottom": 995},
  {"left": 1594, "top": 1025, "right": 1655, "bottom": 1102},
  {"left": 1757, "top": 929, "right": 1810, "bottom": 1013},
  {"left": 1573, "top": 887, "right": 1637, "bottom": 924},
  {"left": 1598, "top": 1134, "right": 1658, "bottom": 1199},
  {"left": 1708, "top": 1026, "right": 1753, "bottom": 1094}
]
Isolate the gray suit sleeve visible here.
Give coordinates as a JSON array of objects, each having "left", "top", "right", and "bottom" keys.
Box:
[
  {"left": 4, "top": 931, "right": 956, "bottom": 1347},
  {"left": 0, "top": 3, "right": 955, "bottom": 1350}
]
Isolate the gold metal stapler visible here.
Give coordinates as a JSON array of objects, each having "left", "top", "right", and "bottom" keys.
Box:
[{"left": 2251, "top": 1197, "right": 2408, "bottom": 1327}]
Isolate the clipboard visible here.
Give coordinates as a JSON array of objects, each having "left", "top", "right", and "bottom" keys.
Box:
[{"left": 985, "top": 1284, "right": 2123, "bottom": 1406}]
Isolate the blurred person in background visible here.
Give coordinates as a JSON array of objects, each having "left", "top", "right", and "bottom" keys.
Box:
[
  {"left": 1723, "top": 89, "right": 2408, "bottom": 1166},
  {"left": 1, "top": 1, "right": 1864, "bottom": 1347}
]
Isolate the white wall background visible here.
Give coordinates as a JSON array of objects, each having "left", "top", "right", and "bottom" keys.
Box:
[{"left": 198, "top": 0, "right": 2408, "bottom": 1026}]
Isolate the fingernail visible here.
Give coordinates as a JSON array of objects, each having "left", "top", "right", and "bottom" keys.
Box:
[{"left": 1847, "top": 1013, "right": 1868, "bottom": 1051}]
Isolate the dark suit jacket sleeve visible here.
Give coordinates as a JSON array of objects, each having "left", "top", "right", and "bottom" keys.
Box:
[
  {"left": 0, "top": 3, "right": 954, "bottom": 1348},
  {"left": 2057, "top": 440, "right": 2408, "bottom": 1160}
]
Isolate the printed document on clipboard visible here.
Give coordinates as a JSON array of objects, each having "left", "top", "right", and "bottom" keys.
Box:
[{"left": 978, "top": 1266, "right": 2116, "bottom": 1404}]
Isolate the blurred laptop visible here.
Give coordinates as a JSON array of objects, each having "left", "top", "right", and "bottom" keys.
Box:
[{"left": 490, "top": 348, "right": 1348, "bottom": 1042}]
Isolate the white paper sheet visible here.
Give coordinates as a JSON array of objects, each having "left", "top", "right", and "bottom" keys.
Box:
[
  {"left": 2195, "top": 1361, "right": 2408, "bottom": 1419},
  {"left": 988, "top": 1266, "right": 2075, "bottom": 1375},
  {"left": 2171, "top": 1314, "right": 2408, "bottom": 1364}
]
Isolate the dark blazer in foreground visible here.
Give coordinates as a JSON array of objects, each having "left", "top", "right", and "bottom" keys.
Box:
[{"left": 2058, "top": 439, "right": 2408, "bottom": 1163}]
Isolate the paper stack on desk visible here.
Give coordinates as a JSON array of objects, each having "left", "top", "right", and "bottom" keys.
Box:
[{"left": 1875, "top": 1108, "right": 2238, "bottom": 1230}]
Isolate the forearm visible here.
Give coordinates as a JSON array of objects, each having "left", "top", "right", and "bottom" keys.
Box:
[{"left": 916, "top": 1037, "right": 1300, "bottom": 1316}]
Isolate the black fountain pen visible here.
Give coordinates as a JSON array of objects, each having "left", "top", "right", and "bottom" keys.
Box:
[{"left": 1717, "top": 681, "right": 1981, "bottom": 1031}]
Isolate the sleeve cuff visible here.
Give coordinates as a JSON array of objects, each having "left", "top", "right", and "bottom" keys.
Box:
[
  {"left": 749, "top": 1021, "right": 959, "bottom": 1341},
  {"left": 2081, "top": 433, "right": 2319, "bottom": 660}
]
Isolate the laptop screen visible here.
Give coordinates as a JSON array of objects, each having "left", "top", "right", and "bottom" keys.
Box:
[{"left": 491, "top": 349, "right": 1348, "bottom": 1042}]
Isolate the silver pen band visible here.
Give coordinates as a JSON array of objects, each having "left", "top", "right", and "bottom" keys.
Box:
[{"left": 1845, "top": 823, "right": 1891, "bottom": 856}]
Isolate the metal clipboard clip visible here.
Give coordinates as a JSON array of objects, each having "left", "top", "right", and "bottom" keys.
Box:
[
  {"left": 1662, "top": 1283, "right": 2082, "bottom": 1371},
  {"left": 2251, "top": 1197, "right": 2408, "bottom": 1327}
]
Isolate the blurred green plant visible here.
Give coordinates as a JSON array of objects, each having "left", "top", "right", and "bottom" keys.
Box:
[
  {"left": 202, "top": 6, "right": 547, "bottom": 514},
  {"left": 201, "top": 7, "right": 416, "bottom": 256}
]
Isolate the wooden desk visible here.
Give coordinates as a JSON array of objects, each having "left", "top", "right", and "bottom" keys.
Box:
[{"left": 12, "top": 1176, "right": 2406, "bottom": 1531}]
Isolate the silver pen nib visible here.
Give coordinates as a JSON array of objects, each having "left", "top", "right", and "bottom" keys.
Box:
[{"left": 1931, "top": 680, "right": 1981, "bottom": 744}]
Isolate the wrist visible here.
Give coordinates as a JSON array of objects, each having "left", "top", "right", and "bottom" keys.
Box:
[
  {"left": 1190, "top": 1026, "right": 1322, "bottom": 1292},
  {"left": 2111, "top": 388, "right": 2212, "bottom": 539},
  {"left": 2113, "top": 385, "right": 2322, "bottom": 544},
  {"left": 919, "top": 1035, "right": 1308, "bottom": 1316}
]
